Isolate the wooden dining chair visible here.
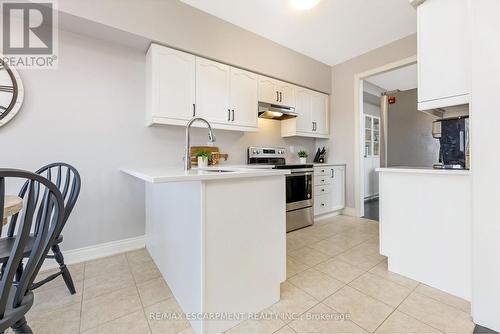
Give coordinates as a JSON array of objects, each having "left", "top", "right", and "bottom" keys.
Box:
[
  {"left": 0, "top": 169, "right": 65, "bottom": 334},
  {"left": 7, "top": 163, "right": 81, "bottom": 294}
]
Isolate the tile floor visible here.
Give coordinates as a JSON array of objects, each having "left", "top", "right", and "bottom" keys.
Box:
[{"left": 24, "top": 215, "right": 474, "bottom": 334}]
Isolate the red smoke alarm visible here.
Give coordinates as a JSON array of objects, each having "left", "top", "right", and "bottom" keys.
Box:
[{"left": 388, "top": 96, "right": 396, "bottom": 104}]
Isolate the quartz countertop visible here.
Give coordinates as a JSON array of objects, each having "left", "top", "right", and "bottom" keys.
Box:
[
  {"left": 377, "top": 167, "right": 470, "bottom": 176},
  {"left": 121, "top": 166, "right": 290, "bottom": 183}
]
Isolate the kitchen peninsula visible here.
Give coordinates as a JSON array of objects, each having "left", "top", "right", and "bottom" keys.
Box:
[
  {"left": 122, "top": 167, "right": 290, "bottom": 334},
  {"left": 377, "top": 167, "right": 471, "bottom": 301}
]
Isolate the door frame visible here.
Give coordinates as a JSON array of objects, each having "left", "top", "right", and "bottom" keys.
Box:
[{"left": 354, "top": 56, "right": 417, "bottom": 217}]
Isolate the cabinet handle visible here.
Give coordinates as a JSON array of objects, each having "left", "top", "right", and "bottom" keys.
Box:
[
  {"left": 193, "top": 104, "right": 196, "bottom": 117},
  {"left": 321, "top": 179, "right": 325, "bottom": 182},
  {"left": 321, "top": 203, "right": 325, "bottom": 207},
  {"left": 279, "top": 91, "right": 282, "bottom": 102},
  {"left": 276, "top": 91, "right": 279, "bottom": 102},
  {"left": 312, "top": 122, "right": 315, "bottom": 131},
  {"left": 321, "top": 189, "right": 325, "bottom": 192},
  {"left": 231, "top": 109, "right": 235, "bottom": 121},
  {"left": 228, "top": 109, "right": 231, "bottom": 121},
  {"left": 331, "top": 169, "right": 335, "bottom": 178},
  {"left": 314, "top": 122, "right": 317, "bottom": 131}
]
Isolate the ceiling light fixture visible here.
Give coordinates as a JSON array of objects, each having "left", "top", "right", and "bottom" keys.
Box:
[{"left": 291, "top": 0, "right": 321, "bottom": 10}]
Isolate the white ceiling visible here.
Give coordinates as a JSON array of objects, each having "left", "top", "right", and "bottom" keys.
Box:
[
  {"left": 181, "top": 0, "right": 417, "bottom": 66},
  {"left": 366, "top": 63, "right": 418, "bottom": 91}
]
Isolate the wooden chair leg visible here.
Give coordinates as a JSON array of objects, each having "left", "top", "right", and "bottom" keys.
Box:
[
  {"left": 52, "top": 244, "right": 76, "bottom": 295},
  {"left": 11, "top": 316, "right": 32, "bottom": 334}
]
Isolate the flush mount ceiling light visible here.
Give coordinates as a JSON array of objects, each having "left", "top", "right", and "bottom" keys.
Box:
[{"left": 291, "top": 0, "right": 321, "bottom": 10}]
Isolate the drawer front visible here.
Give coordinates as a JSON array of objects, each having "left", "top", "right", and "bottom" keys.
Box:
[
  {"left": 314, "top": 193, "right": 331, "bottom": 215},
  {"left": 314, "top": 167, "right": 329, "bottom": 176},
  {"left": 314, "top": 175, "right": 331, "bottom": 186},
  {"left": 314, "top": 185, "right": 331, "bottom": 196}
]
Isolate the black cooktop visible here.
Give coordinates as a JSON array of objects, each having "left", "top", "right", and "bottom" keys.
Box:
[{"left": 274, "top": 164, "right": 313, "bottom": 169}]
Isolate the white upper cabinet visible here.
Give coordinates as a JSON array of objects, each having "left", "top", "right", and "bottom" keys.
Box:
[
  {"left": 229, "top": 67, "right": 259, "bottom": 129},
  {"left": 311, "top": 92, "right": 329, "bottom": 135},
  {"left": 281, "top": 88, "right": 329, "bottom": 138},
  {"left": 277, "top": 82, "right": 295, "bottom": 107},
  {"left": 417, "top": 0, "right": 470, "bottom": 110},
  {"left": 146, "top": 45, "right": 195, "bottom": 125},
  {"left": 259, "top": 77, "right": 280, "bottom": 104},
  {"left": 258, "top": 76, "right": 296, "bottom": 107},
  {"left": 195, "top": 58, "right": 230, "bottom": 124}
]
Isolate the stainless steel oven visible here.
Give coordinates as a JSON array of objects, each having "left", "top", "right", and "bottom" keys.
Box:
[
  {"left": 248, "top": 147, "right": 314, "bottom": 232},
  {"left": 284, "top": 168, "right": 314, "bottom": 232}
]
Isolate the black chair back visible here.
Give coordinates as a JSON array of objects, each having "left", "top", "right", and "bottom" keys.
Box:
[
  {"left": 8, "top": 163, "right": 80, "bottom": 239},
  {"left": 0, "top": 169, "right": 64, "bottom": 325}
]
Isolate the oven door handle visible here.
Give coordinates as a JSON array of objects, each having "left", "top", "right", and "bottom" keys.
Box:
[{"left": 288, "top": 171, "right": 314, "bottom": 176}]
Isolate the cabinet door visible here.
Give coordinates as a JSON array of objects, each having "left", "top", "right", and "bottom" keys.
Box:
[
  {"left": 312, "top": 93, "right": 328, "bottom": 135},
  {"left": 229, "top": 67, "right": 258, "bottom": 128},
  {"left": 277, "top": 82, "right": 295, "bottom": 107},
  {"left": 418, "top": 0, "right": 469, "bottom": 106},
  {"left": 195, "top": 58, "right": 230, "bottom": 124},
  {"left": 371, "top": 158, "right": 380, "bottom": 197},
  {"left": 151, "top": 46, "right": 195, "bottom": 121},
  {"left": 364, "top": 157, "right": 373, "bottom": 199},
  {"left": 295, "top": 88, "right": 313, "bottom": 133},
  {"left": 259, "top": 77, "right": 279, "bottom": 104},
  {"left": 330, "top": 166, "right": 345, "bottom": 211}
]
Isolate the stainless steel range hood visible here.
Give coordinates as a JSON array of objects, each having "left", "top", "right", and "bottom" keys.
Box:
[{"left": 258, "top": 102, "right": 298, "bottom": 120}]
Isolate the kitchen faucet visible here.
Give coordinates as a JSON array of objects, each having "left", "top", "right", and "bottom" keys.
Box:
[{"left": 184, "top": 117, "right": 216, "bottom": 171}]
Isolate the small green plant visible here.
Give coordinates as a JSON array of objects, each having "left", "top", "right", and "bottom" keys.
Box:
[
  {"left": 297, "top": 150, "right": 308, "bottom": 158},
  {"left": 195, "top": 150, "right": 213, "bottom": 160}
]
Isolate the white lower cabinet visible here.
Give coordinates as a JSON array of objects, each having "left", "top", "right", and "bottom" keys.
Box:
[{"left": 314, "top": 165, "right": 346, "bottom": 217}]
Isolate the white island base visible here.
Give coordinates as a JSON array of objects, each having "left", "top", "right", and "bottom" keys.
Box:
[
  {"left": 377, "top": 167, "right": 471, "bottom": 301},
  {"left": 124, "top": 167, "right": 288, "bottom": 333}
]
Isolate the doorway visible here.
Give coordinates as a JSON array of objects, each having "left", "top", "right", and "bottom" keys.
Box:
[{"left": 353, "top": 56, "right": 417, "bottom": 218}]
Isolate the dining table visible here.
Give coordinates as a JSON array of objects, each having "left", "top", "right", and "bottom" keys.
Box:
[{"left": 2, "top": 195, "right": 23, "bottom": 226}]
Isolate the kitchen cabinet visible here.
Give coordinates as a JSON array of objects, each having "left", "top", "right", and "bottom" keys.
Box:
[
  {"left": 281, "top": 88, "right": 329, "bottom": 138},
  {"left": 229, "top": 67, "right": 259, "bottom": 129},
  {"left": 195, "top": 58, "right": 230, "bottom": 124},
  {"left": 146, "top": 44, "right": 196, "bottom": 125},
  {"left": 417, "top": 0, "right": 470, "bottom": 110},
  {"left": 147, "top": 44, "right": 258, "bottom": 132},
  {"left": 258, "top": 76, "right": 295, "bottom": 107},
  {"left": 313, "top": 165, "right": 346, "bottom": 217}
]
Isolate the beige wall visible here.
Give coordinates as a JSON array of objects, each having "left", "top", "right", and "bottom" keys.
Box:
[
  {"left": 56, "top": 0, "right": 331, "bottom": 93},
  {"left": 318, "top": 34, "right": 417, "bottom": 210}
]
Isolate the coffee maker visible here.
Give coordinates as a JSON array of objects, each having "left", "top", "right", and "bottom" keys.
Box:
[{"left": 432, "top": 116, "right": 470, "bottom": 169}]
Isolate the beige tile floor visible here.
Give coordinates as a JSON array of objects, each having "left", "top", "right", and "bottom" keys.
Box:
[{"left": 23, "top": 215, "right": 475, "bottom": 334}]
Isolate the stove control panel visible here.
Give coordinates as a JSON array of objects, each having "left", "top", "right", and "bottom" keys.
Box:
[{"left": 248, "top": 147, "right": 286, "bottom": 159}]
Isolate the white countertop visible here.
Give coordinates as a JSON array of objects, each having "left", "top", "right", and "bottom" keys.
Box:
[
  {"left": 121, "top": 166, "right": 290, "bottom": 183},
  {"left": 377, "top": 167, "right": 470, "bottom": 176},
  {"left": 313, "top": 163, "right": 347, "bottom": 167}
]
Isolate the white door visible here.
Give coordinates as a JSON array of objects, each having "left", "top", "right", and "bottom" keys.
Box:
[
  {"left": 295, "top": 88, "right": 313, "bottom": 133},
  {"left": 258, "top": 77, "right": 279, "bottom": 104},
  {"left": 418, "top": 0, "right": 469, "bottom": 104},
  {"left": 229, "top": 67, "right": 258, "bottom": 128},
  {"left": 277, "top": 82, "right": 295, "bottom": 107},
  {"left": 196, "top": 58, "right": 230, "bottom": 124},
  {"left": 331, "top": 166, "right": 346, "bottom": 211},
  {"left": 154, "top": 46, "right": 196, "bottom": 120},
  {"left": 312, "top": 92, "right": 328, "bottom": 135}
]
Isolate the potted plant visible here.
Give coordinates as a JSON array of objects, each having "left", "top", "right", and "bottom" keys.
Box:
[
  {"left": 297, "top": 150, "right": 308, "bottom": 164},
  {"left": 195, "top": 150, "right": 212, "bottom": 168}
]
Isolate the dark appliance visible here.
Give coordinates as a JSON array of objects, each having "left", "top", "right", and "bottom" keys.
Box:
[
  {"left": 432, "top": 116, "right": 470, "bottom": 169},
  {"left": 248, "top": 147, "right": 314, "bottom": 232}
]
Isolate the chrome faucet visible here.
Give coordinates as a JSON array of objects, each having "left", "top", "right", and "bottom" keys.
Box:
[{"left": 184, "top": 117, "right": 216, "bottom": 171}]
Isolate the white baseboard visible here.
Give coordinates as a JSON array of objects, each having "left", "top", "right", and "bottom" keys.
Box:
[
  {"left": 342, "top": 207, "right": 357, "bottom": 217},
  {"left": 314, "top": 210, "right": 341, "bottom": 221},
  {"left": 41, "top": 235, "right": 146, "bottom": 271}
]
